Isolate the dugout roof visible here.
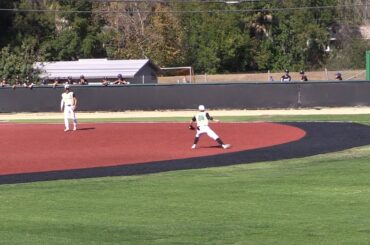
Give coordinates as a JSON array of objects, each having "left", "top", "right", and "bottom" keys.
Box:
[{"left": 34, "top": 58, "right": 160, "bottom": 79}]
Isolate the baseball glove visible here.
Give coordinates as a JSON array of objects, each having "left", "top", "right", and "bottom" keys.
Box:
[{"left": 188, "top": 125, "right": 195, "bottom": 130}]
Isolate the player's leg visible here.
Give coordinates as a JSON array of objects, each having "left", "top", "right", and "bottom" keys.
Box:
[
  {"left": 192, "top": 128, "right": 205, "bottom": 149},
  {"left": 71, "top": 107, "right": 77, "bottom": 131},
  {"left": 73, "top": 119, "right": 77, "bottom": 131},
  {"left": 192, "top": 137, "right": 199, "bottom": 149},
  {"left": 206, "top": 127, "right": 230, "bottom": 149},
  {"left": 64, "top": 108, "right": 70, "bottom": 131}
]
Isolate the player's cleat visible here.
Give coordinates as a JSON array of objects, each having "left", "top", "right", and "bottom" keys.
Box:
[
  {"left": 191, "top": 144, "right": 196, "bottom": 149},
  {"left": 64, "top": 128, "right": 70, "bottom": 132},
  {"left": 222, "top": 144, "right": 231, "bottom": 149},
  {"left": 73, "top": 127, "right": 77, "bottom": 131}
]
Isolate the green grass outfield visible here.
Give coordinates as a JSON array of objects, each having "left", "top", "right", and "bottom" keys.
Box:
[
  {"left": 1, "top": 115, "right": 370, "bottom": 244},
  {"left": 5, "top": 113, "right": 370, "bottom": 124}
]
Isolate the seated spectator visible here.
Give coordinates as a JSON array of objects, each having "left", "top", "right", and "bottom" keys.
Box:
[
  {"left": 41, "top": 78, "right": 48, "bottom": 86},
  {"left": 12, "top": 75, "right": 22, "bottom": 89},
  {"left": 24, "top": 76, "right": 34, "bottom": 89},
  {"left": 15, "top": 75, "right": 21, "bottom": 84},
  {"left": 79, "top": 75, "right": 88, "bottom": 85},
  {"left": 299, "top": 70, "right": 308, "bottom": 81},
  {"left": 66, "top": 76, "right": 74, "bottom": 85},
  {"left": 1, "top": 77, "right": 9, "bottom": 87},
  {"left": 335, "top": 72, "right": 343, "bottom": 81},
  {"left": 22, "top": 77, "right": 28, "bottom": 87},
  {"left": 102, "top": 77, "right": 110, "bottom": 86},
  {"left": 280, "top": 69, "right": 291, "bottom": 82},
  {"left": 113, "top": 74, "right": 129, "bottom": 85},
  {"left": 52, "top": 77, "right": 60, "bottom": 88}
]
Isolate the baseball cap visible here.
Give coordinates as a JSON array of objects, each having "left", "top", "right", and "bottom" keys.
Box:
[
  {"left": 64, "top": 84, "right": 70, "bottom": 89},
  {"left": 198, "top": 105, "right": 205, "bottom": 111}
]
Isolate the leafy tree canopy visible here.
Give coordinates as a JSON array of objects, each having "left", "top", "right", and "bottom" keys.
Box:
[{"left": 0, "top": 0, "right": 368, "bottom": 78}]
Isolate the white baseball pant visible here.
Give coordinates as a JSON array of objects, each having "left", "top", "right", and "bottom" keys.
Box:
[
  {"left": 64, "top": 105, "right": 77, "bottom": 129},
  {"left": 195, "top": 125, "right": 219, "bottom": 140}
]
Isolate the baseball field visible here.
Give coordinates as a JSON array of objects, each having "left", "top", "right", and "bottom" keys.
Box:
[{"left": 1, "top": 109, "right": 370, "bottom": 244}]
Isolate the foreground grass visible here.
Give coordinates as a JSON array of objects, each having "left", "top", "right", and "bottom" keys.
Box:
[
  {"left": 1, "top": 114, "right": 370, "bottom": 244},
  {"left": 1, "top": 148, "right": 370, "bottom": 244},
  {"left": 5, "top": 113, "right": 370, "bottom": 124}
]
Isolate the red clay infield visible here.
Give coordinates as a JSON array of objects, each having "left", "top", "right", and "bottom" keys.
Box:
[{"left": 0, "top": 122, "right": 305, "bottom": 175}]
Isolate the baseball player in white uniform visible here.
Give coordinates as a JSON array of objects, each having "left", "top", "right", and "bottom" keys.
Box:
[
  {"left": 189, "top": 105, "right": 231, "bottom": 149},
  {"left": 60, "top": 84, "right": 78, "bottom": 132}
]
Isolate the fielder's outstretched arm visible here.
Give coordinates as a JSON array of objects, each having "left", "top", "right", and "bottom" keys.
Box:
[{"left": 206, "top": 113, "right": 219, "bottom": 122}]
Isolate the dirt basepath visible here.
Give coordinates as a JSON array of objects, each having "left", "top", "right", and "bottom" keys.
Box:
[
  {"left": 1, "top": 121, "right": 370, "bottom": 184},
  {"left": 1, "top": 107, "right": 370, "bottom": 120}
]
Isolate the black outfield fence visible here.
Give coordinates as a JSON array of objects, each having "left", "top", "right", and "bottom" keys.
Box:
[{"left": 1, "top": 81, "right": 370, "bottom": 113}]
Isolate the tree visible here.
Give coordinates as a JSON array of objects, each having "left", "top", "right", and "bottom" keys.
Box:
[
  {"left": 144, "top": 4, "right": 186, "bottom": 66},
  {"left": 0, "top": 42, "right": 38, "bottom": 83},
  {"left": 98, "top": 1, "right": 157, "bottom": 59},
  {"left": 264, "top": 0, "right": 336, "bottom": 71},
  {"left": 181, "top": 3, "right": 256, "bottom": 73},
  {"left": 0, "top": 0, "right": 17, "bottom": 49},
  {"left": 39, "top": 0, "right": 107, "bottom": 60},
  {"left": 97, "top": 2, "right": 185, "bottom": 67},
  {"left": 0, "top": 0, "right": 366, "bottom": 76}
]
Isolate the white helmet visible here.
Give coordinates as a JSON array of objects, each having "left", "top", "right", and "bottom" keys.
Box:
[
  {"left": 198, "top": 105, "right": 205, "bottom": 111},
  {"left": 64, "top": 84, "right": 70, "bottom": 89}
]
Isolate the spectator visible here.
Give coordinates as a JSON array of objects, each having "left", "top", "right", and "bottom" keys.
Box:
[
  {"left": 15, "top": 75, "right": 21, "bottom": 84},
  {"left": 113, "top": 74, "right": 129, "bottom": 85},
  {"left": 79, "top": 75, "right": 88, "bottom": 85},
  {"left": 268, "top": 75, "right": 274, "bottom": 82},
  {"left": 102, "top": 77, "right": 110, "bottom": 86},
  {"left": 41, "top": 78, "right": 48, "bottom": 86},
  {"left": 22, "top": 77, "right": 28, "bottom": 87},
  {"left": 52, "top": 77, "right": 60, "bottom": 88},
  {"left": 299, "top": 70, "right": 308, "bottom": 81},
  {"left": 66, "top": 76, "right": 74, "bottom": 85},
  {"left": 24, "top": 76, "right": 34, "bottom": 89},
  {"left": 335, "top": 72, "right": 343, "bottom": 81},
  {"left": 1, "top": 77, "right": 9, "bottom": 87},
  {"left": 280, "top": 69, "right": 291, "bottom": 82},
  {"left": 12, "top": 75, "right": 22, "bottom": 89}
]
